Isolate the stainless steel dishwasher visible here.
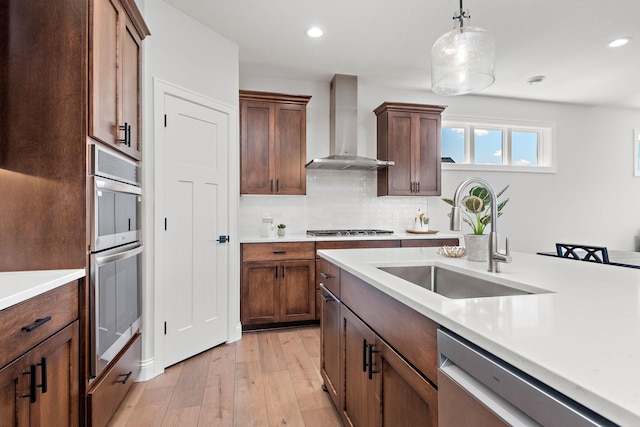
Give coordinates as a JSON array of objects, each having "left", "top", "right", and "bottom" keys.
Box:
[{"left": 437, "top": 329, "right": 618, "bottom": 427}]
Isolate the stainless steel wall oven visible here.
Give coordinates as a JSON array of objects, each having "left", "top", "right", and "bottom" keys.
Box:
[{"left": 89, "top": 145, "right": 142, "bottom": 378}]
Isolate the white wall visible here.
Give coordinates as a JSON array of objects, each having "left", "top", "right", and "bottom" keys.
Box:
[
  {"left": 139, "top": 0, "right": 240, "bottom": 380},
  {"left": 239, "top": 76, "right": 640, "bottom": 253}
]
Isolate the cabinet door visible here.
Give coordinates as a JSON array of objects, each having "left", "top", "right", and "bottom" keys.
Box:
[
  {"left": 320, "top": 286, "right": 340, "bottom": 408},
  {"left": 120, "top": 18, "right": 143, "bottom": 160},
  {"left": 0, "top": 353, "right": 30, "bottom": 426},
  {"left": 240, "top": 100, "right": 274, "bottom": 194},
  {"left": 29, "top": 321, "right": 79, "bottom": 427},
  {"left": 385, "top": 111, "right": 414, "bottom": 196},
  {"left": 241, "top": 261, "right": 279, "bottom": 325},
  {"left": 274, "top": 103, "right": 306, "bottom": 195},
  {"left": 90, "top": 0, "right": 120, "bottom": 147},
  {"left": 341, "top": 306, "right": 376, "bottom": 427},
  {"left": 414, "top": 114, "right": 441, "bottom": 195},
  {"left": 279, "top": 260, "right": 315, "bottom": 321},
  {"left": 374, "top": 337, "right": 438, "bottom": 427}
]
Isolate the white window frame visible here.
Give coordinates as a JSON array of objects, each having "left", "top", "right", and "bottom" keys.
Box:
[{"left": 442, "top": 116, "right": 557, "bottom": 173}]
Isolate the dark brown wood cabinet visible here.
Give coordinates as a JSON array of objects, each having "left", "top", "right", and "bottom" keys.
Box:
[
  {"left": 320, "top": 284, "right": 340, "bottom": 409},
  {"left": 89, "top": 0, "right": 149, "bottom": 160},
  {"left": 241, "top": 242, "right": 316, "bottom": 328},
  {"left": 320, "top": 265, "right": 440, "bottom": 426},
  {"left": 0, "top": 282, "right": 80, "bottom": 427},
  {"left": 87, "top": 333, "right": 141, "bottom": 427},
  {"left": 240, "top": 91, "right": 311, "bottom": 195},
  {"left": 375, "top": 102, "right": 446, "bottom": 196}
]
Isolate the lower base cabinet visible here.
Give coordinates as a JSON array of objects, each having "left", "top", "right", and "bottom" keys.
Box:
[
  {"left": 340, "top": 306, "right": 438, "bottom": 427},
  {"left": 0, "top": 321, "right": 80, "bottom": 427},
  {"left": 87, "top": 333, "right": 141, "bottom": 427},
  {"left": 321, "top": 264, "right": 440, "bottom": 427}
]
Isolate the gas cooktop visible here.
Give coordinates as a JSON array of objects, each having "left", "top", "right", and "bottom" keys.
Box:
[{"left": 306, "top": 229, "right": 394, "bottom": 237}]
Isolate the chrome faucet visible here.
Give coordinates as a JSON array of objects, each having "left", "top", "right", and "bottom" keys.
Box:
[{"left": 450, "top": 177, "right": 511, "bottom": 273}]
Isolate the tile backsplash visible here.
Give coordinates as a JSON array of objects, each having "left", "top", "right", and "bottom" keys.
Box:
[{"left": 238, "top": 170, "right": 447, "bottom": 237}]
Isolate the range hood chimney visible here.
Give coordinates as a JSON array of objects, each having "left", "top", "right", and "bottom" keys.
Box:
[{"left": 305, "top": 74, "right": 394, "bottom": 171}]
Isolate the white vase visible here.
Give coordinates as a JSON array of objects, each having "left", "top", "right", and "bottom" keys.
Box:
[
  {"left": 277, "top": 228, "right": 286, "bottom": 236},
  {"left": 464, "top": 234, "right": 489, "bottom": 262}
]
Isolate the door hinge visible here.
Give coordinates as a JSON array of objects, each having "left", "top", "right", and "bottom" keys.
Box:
[
  {"left": 164, "top": 114, "right": 167, "bottom": 127},
  {"left": 164, "top": 321, "right": 167, "bottom": 335},
  {"left": 217, "top": 235, "right": 229, "bottom": 243}
]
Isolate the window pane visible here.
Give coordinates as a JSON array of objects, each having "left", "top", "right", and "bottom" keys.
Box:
[
  {"left": 442, "top": 127, "right": 465, "bottom": 163},
  {"left": 474, "top": 129, "right": 502, "bottom": 164},
  {"left": 512, "top": 131, "right": 538, "bottom": 166}
]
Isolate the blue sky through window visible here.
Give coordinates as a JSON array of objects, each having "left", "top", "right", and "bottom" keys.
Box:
[
  {"left": 474, "top": 129, "right": 502, "bottom": 164},
  {"left": 512, "top": 131, "right": 538, "bottom": 165},
  {"left": 442, "top": 127, "right": 465, "bottom": 162}
]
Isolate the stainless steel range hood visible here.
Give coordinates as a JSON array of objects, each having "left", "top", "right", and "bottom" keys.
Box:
[{"left": 305, "top": 74, "right": 394, "bottom": 171}]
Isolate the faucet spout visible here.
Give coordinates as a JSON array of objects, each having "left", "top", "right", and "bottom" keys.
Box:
[{"left": 450, "top": 177, "right": 511, "bottom": 273}]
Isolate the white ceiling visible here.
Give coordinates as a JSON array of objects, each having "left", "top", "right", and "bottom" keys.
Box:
[{"left": 164, "top": 0, "right": 640, "bottom": 109}]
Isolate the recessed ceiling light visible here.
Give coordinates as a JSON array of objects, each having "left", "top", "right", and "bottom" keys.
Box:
[
  {"left": 608, "top": 37, "right": 632, "bottom": 48},
  {"left": 306, "top": 27, "right": 324, "bottom": 38},
  {"left": 527, "top": 76, "right": 546, "bottom": 85}
]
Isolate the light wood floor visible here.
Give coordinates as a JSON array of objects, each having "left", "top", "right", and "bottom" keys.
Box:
[{"left": 108, "top": 325, "right": 342, "bottom": 427}]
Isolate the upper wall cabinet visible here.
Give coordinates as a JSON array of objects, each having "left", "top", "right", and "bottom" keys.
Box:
[
  {"left": 375, "top": 102, "right": 446, "bottom": 196},
  {"left": 89, "top": 0, "right": 150, "bottom": 161},
  {"left": 240, "top": 91, "right": 311, "bottom": 195}
]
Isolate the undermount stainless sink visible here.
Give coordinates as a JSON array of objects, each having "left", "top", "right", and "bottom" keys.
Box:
[{"left": 377, "top": 265, "right": 544, "bottom": 299}]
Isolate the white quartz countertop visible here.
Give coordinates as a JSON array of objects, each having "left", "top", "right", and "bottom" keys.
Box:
[
  {"left": 318, "top": 247, "right": 640, "bottom": 426},
  {"left": 239, "top": 231, "right": 460, "bottom": 244},
  {"left": 0, "top": 269, "right": 86, "bottom": 311}
]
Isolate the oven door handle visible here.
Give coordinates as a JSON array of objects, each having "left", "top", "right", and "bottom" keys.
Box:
[
  {"left": 95, "top": 244, "right": 143, "bottom": 266},
  {"left": 95, "top": 176, "right": 142, "bottom": 196}
]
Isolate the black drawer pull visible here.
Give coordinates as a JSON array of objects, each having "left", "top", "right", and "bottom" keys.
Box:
[
  {"left": 320, "top": 272, "right": 332, "bottom": 279},
  {"left": 321, "top": 294, "right": 332, "bottom": 303},
  {"left": 273, "top": 250, "right": 286, "bottom": 254},
  {"left": 368, "top": 344, "right": 380, "bottom": 379},
  {"left": 22, "top": 316, "right": 52, "bottom": 332},
  {"left": 118, "top": 371, "right": 133, "bottom": 384}
]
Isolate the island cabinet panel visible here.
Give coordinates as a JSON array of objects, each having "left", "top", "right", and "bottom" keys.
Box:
[
  {"left": 375, "top": 103, "right": 446, "bottom": 196},
  {"left": 241, "top": 242, "right": 316, "bottom": 329},
  {"left": 240, "top": 91, "right": 311, "bottom": 195},
  {"left": 0, "top": 281, "right": 80, "bottom": 427},
  {"left": 89, "top": 0, "right": 149, "bottom": 160},
  {"left": 341, "top": 270, "right": 439, "bottom": 384},
  {"left": 320, "top": 264, "right": 440, "bottom": 426},
  {"left": 320, "top": 285, "right": 340, "bottom": 409},
  {"left": 338, "top": 304, "right": 438, "bottom": 427}
]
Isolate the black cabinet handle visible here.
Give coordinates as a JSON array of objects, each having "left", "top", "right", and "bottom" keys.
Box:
[
  {"left": 118, "top": 371, "right": 133, "bottom": 384},
  {"left": 126, "top": 123, "right": 132, "bottom": 147},
  {"left": 119, "top": 123, "right": 127, "bottom": 144},
  {"left": 362, "top": 339, "right": 368, "bottom": 372},
  {"left": 22, "top": 316, "right": 52, "bottom": 332},
  {"left": 320, "top": 272, "right": 332, "bottom": 280},
  {"left": 281, "top": 265, "right": 285, "bottom": 278},
  {"left": 321, "top": 294, "right": 332, "bottom": 303},
  {"left": 270, "top": 179, "right": 274, "bottom": 192},
  {"left": 275, "top": 266, "right": 278, "bottom": 278},
  {"left": 368, "top": 344, "right": 380, "bottom": 379},
  {"left": 37, "top": 357, "right": 47, "bottom": 394},
  {"left": 273, "top": 250, "right": 286, "bottom": 254},
  {"left": 22, "top": 364, "right": 37, "bottom": 403}
]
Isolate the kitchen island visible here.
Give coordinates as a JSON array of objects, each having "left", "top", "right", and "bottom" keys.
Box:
[{"left": 318, "top": 247, "right": 640, "bottom": 426}]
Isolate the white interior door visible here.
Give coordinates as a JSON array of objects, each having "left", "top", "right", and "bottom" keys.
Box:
[{"left": 163, "top": 93, "right": 229, "bottom": 367}]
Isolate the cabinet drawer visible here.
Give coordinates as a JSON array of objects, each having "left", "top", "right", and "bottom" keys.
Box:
[
  {"left": 242, "top": 242, "right": 315, "bottom": 261},
  {"left": 400, "top": 238, "right": 459, "bottom": 247},
  {"left": 316, "top": 240, "right": 400, "bottom": 255},
  {"left": 0, "top": 281, "right": 78, "bottom": 369},
  {"left": 316, "top": 258, "right": 340, "bottom": 295},
  {"left": 88, "top": 332, "right": 141, "bottom": 427}
]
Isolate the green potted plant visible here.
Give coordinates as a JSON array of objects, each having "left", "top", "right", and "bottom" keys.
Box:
[
  {"left": 277, "top": 223, "right": 286, "bottom": 236},
  {"left": 442, "top": 185, "right": 509, "bottom": 260}
]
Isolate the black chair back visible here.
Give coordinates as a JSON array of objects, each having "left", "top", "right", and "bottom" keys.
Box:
[{"left": 555, "top": 243, "right": 610, "bottom": 263}]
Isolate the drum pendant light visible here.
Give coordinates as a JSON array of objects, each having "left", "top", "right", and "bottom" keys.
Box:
[{"left": 431, "top": 0, "right": 495, "bottom": 96}]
